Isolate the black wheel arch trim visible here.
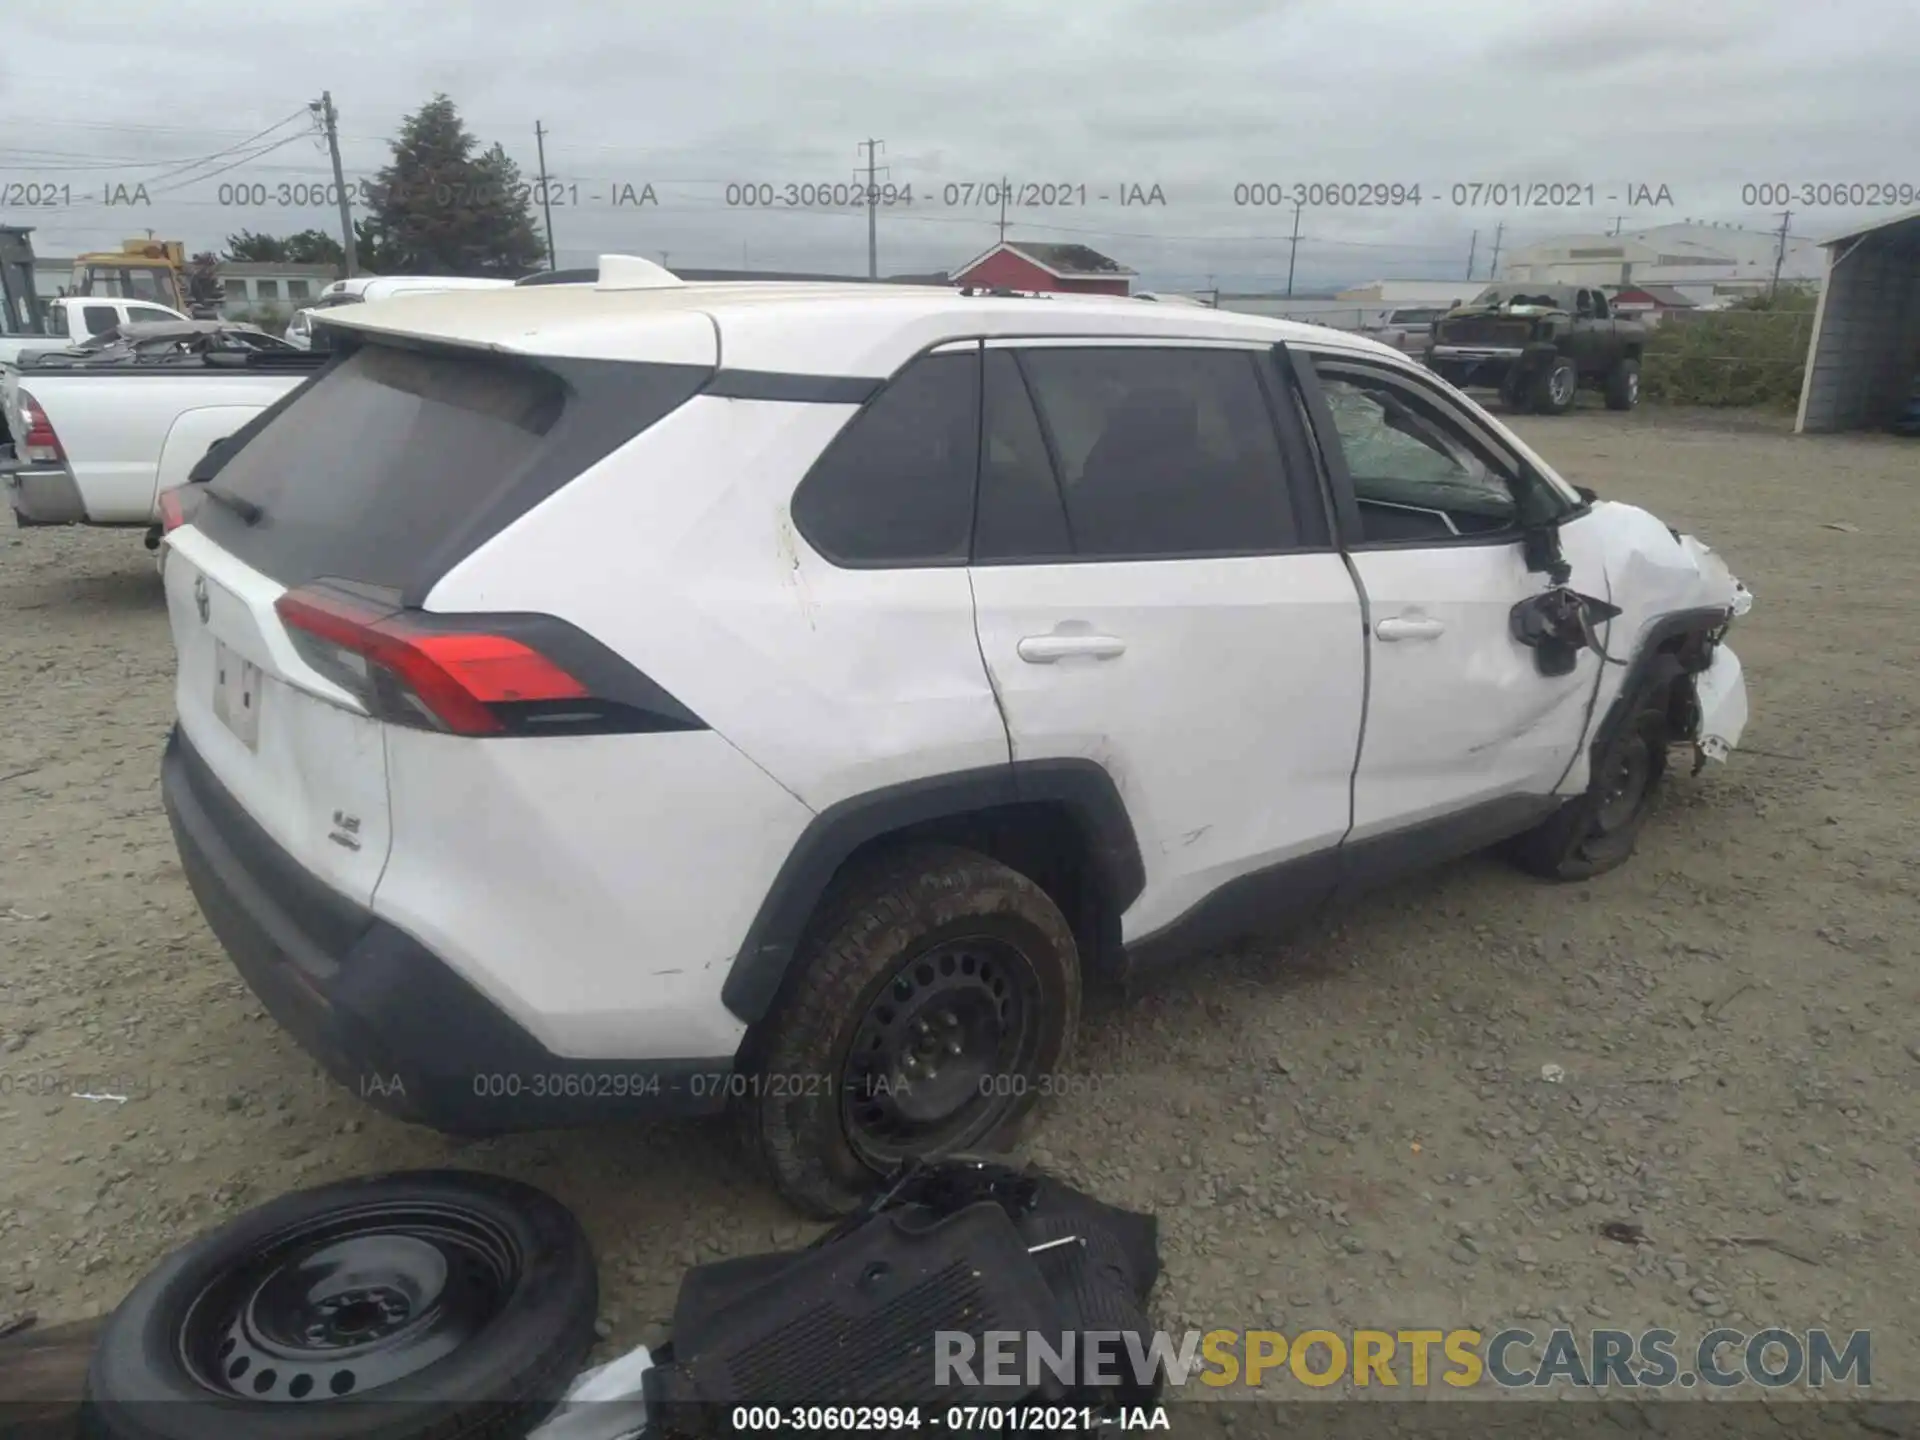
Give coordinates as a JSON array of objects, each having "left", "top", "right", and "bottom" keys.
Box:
[
  {"left": 721, "top": 758, "right": 1145, "bottom": 1023},
  {"left": 1586, "top": 605, "right": 1730, "bottom": 770}
]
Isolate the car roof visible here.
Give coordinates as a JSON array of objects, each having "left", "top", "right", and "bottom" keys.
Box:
[
  {"left": 320, "top": 276, "right": 516, "bottom": 299},
  {"left": 316, "top": 281, "right": 1408, "bottom": 376}
]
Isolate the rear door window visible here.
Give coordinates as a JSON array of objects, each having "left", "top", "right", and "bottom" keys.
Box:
[
  {"left": 81, "top": 305, "right": 118, "bottom": 335},
  {"left": 192, "top": 340, "right": 711, "bottom": 598},
  {"left": 1012, "top": 346, "right": 1300, "bottom": 559}
]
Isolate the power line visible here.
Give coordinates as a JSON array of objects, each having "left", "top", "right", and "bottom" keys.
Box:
[
  {"left": 136, "top": 109, "right": 315, "bottom": 189},
  {"left": 145, "top": 131, "right": 316, "bottom": 197}
]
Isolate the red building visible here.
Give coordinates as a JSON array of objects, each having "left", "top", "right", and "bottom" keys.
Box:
[
  {"left": 950, "top": 241, "right": 1135, "bottom": 296},
  {"left": 1610, "top": 284, "right": 1698, "bottom": 316}
]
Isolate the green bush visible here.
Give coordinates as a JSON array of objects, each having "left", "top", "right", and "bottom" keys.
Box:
[{"left": 1640, "top": 287, "right": 1817, "bottom": 408}]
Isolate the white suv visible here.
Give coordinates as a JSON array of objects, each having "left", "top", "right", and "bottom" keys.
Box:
[{"left": 157, "top": 274, "right": 1751, "bottom": 1215}]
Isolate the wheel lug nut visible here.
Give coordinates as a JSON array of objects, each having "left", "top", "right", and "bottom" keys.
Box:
[{"left": 947, "top": 1039, "right": 963, "bottom": 1055}]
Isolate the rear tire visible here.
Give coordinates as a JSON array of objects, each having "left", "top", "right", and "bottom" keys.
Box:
[
  {"left": 1605, "top": 356, "right": 1641, "bottom": 410},
  {"left": 738, "top": 844, "right": 1081, "bottom": 1218},
  {"left": 1529, "top": 356, "right": 1579, "bottom": 415},
  {"left": 1506, "top": 689, "right": 1670, "bottom": 881}
]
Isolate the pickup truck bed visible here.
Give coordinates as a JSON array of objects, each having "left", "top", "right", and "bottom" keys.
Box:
[{"left": 3, "top": 352, "right": 323, "bottom": 530}]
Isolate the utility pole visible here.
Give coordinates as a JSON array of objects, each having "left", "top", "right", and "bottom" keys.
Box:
[
  {"left": 858, "top": 138, "right": 885, "bottom": 279},
  {"left": 1466, "top": 229, "right": 1478, "bottom": 280},
  {"left": 1488, "top": 221, "right": 1505, "bottom": 279},
  {"left": 314, "top": 92, "right": 356, "bottom": 277},
  {"left": 1285, "top": 199, "right": 1302, "bottom": 296},
  {"left": 533, "top": 121, "right": 558, "bottom": 270},
  {"left": 1770, "top": 210, "right": 1793, "bottom": 297},
  {"left": 997, "top": 175, "right": 1009, "bottom": 243}
]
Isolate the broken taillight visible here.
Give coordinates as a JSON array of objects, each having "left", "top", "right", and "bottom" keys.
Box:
[{"left": 18, "top": 391, "right": 64, "bottom": 465}]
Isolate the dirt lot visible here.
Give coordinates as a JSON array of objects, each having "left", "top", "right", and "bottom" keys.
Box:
[{"left": 2, "top": 408, "right": 1916, "bottom": 1402}]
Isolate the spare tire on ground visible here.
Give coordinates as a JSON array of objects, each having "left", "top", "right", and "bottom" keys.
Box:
[{"left": 81, "top": 1170, "right": 598, "bottom": 1440}]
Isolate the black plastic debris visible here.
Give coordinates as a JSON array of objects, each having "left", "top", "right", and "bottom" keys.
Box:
[{"left": 644, "top": 1158, "right": 1162, "bottom": 1436}]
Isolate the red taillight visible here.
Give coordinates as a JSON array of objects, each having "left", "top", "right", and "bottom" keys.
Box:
[
  {"left": 274, "top": 585, "right": 589, "bottom": 736},
  {"left": 158, "top": 484, "right": 193, "bottom": 533},
  {"left": 19, "top": 391, "right": 64, "bottom": 465}
]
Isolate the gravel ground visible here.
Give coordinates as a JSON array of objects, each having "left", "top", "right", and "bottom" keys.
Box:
[{"left": 2, "top": 407, "right": 1917, "bottom": 1401}]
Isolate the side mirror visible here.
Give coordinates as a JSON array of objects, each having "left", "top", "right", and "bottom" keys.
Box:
[{"left": 1575, "top": 485, "right": 1598, "bottom": 504}]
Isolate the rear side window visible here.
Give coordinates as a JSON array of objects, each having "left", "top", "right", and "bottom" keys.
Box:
[
  {"left": 193, "top": 341, "right": 710, "bottom": 597},
  {"left": 1013, "top": 347, "right": 1299, "bottom": 559},
  {"left": 789, "top": 350, "right": 980, "bottom": 567},
  {"left": 82, "top": 305, "right": 118, "bottom": 335}
]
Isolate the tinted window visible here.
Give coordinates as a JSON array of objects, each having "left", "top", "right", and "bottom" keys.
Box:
[
  {"left": 790, "top": 349, "right": 979, "bottom": 566},
  {"left": 975, "top": 350, "right": 1071, "bottom": 561},
  {"left": 193, "top": 342, "right": 710, "bottom": 594},
  {"left": 82, "top": 305, "right": 118, "bottom": 335},
  {"left": 1015, "top": 347, "right": 1297, "bottom": 558}
]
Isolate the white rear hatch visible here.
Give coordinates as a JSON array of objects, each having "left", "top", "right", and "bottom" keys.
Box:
[
  {"left": 163, "top": 525, "right": 392, "bottom": 903},
  {"left": 161, "top": 313, "right": 719, "bottom": 908}
]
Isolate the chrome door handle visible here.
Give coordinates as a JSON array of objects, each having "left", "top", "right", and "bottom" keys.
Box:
[
  {"left": 1374, "top": 616, "right": 1446, "bottom": 641},
  {"left": 1017, "top": 634, "right": 1127, "bottom": 663}
]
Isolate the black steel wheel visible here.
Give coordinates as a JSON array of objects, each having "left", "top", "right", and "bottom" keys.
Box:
[
  {"left": 82, "top": 1171, "right": 597, "bottom": 1440},
  {"left": 839, "top": 935, "right": 1047, "bottom": 1169},
  {"left": 1506, "top": 696, "right": 1671, "bottom": 882},
  {"left": 740, "top": 843, "right": 1081, "bottom": 1218},
  {"left": 177, "top": 1202, "right": 521, "bottom": 1404}
]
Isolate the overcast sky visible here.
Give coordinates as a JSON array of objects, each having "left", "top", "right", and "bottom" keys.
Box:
[{"left": 5, "top": 0, "right": 1915, "bottom": 291}]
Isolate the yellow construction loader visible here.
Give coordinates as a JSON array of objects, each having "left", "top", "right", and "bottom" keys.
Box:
[{"left": 69, "top": 239, "right": 224, "bottom": 318}]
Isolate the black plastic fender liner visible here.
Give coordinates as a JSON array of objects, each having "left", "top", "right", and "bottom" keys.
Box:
[
  {"left": 721, "top": 759, "right": 1145, "bottom": 1024},
  {"left": 1585, "top": 605, "right": 1731, "bottom": 769}
]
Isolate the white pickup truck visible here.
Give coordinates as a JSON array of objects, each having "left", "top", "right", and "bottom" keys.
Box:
[
  {"left": 1, "top": 352, "right": 321, "bottom": 534},
  {"left": 0, "top": 295, "right": 192, "bottom": 366}
]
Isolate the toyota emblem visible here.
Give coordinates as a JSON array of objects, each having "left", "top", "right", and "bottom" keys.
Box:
[{"left": 193, "top": 575, "right": 210, "bottom": 624}]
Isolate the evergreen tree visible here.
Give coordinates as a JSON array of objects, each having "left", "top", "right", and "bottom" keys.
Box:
[{"left": 359, "top": 96, "right": 543, "bottom": 276}]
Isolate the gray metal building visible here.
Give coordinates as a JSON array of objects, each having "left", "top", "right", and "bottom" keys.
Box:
[{"left": 1795, "top": 208, "right": 1920, "bottom": 433}]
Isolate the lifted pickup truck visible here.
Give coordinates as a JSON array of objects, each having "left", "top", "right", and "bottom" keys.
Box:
[{"left": 1426, "top": 284, "right": 1647, "bottom": 414}]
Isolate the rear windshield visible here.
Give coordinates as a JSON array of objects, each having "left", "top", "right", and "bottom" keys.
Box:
[{"left": 195, "top": 340, "right": 710, "bottom": 597}]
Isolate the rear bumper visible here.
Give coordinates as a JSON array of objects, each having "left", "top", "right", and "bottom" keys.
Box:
[
  {"left": 160, "top": 724, "right": 734, "bottom": 1133},
  {"left": 3, "top": 458, "right": 87, "bottom": 525}
]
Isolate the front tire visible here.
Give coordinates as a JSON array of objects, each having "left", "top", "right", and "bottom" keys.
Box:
[
  {"left": 1530, "top": 356, "right": 1579, "bottom": 415},
  {"left": 739, "top": 844, "right": 1081, "bottom": 1218},
  {"left": 1605, "top": 356, "right": 1641, "bottom": 410},
  {"left": 1506, "top": 690, "right": 1670, "bottom": 881}
]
